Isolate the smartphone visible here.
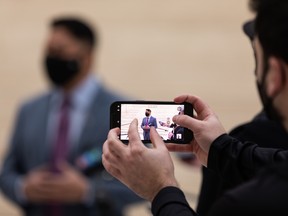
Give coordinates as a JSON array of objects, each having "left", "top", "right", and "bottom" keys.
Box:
[{"left": 110, "top": 101, "right": 194, "bottom": 144}]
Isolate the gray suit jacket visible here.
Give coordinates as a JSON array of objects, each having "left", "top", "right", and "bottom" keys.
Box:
[{"left": 0, "top": 84, "right": 142, "bottom": 216}]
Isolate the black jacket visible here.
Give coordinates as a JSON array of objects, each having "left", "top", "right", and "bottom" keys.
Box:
[
  {"left": 196, "top": 111, "right": 288, "bottom": 215},
  {"left": 152, "top": 134, "right": 288, "bottom": 216}
]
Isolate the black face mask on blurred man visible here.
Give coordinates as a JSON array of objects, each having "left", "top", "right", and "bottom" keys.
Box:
[{"left": 45, "top": 55, "right": 81, "bottom": 87}]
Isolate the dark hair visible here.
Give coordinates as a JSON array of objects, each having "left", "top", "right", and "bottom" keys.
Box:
[
  {"left": 146, "top": 109, "right": 151, "bottom": 112},
  {"left": 250, "top": 0, "right": 288, "bottom": 63},
  {"left": 51, "top": 17, "right": 97, "bottom": 50}
]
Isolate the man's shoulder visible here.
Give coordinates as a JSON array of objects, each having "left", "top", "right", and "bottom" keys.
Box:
[
  {"left": 229, "top": 111, "right": 270, "bottom": 137},
  {"left": 229, "top": 113, "right": 283, "bottom": 136},
  {"left": 96, "top": 85, "right": 130, "bottom": 103},
  {"left": 229, "top": 111, "right": 288, "bottom": 148},
  {"left": 18, "top": 91, "right": 51, "bottom": 112}
]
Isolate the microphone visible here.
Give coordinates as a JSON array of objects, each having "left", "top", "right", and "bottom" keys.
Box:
[{"left": 75, "top": 148, "right": 103, "bottom": 175}]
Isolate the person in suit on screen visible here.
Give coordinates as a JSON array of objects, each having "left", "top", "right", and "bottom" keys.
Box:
[{"left": 141, "top": 109, "right": 158, "bottom": 140}]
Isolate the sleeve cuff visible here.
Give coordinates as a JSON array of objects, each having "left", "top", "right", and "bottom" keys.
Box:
[
  {"left": 207, "top": 133, "right": 234, "bottom": 170},
  {"left": 151, "top": 186, "right": 193, "bottom": 216},
  {"left": 14, "top": 178, "right": 27, "bottom": 204}
]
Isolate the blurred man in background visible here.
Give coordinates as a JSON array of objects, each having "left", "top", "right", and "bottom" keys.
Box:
[{"left": 0, "top": 16, "right": 141, "bottom": 216}]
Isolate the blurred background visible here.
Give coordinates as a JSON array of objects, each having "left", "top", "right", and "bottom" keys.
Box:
[{"left": 0, "top": 0, "right": 256, "bottom": 215}]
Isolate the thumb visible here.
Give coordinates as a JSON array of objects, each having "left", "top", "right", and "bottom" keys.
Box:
[
  {"left": 128, "top": 118, "right": 142, "bottom": 148},
  {"left": 150, "top": 127, "right": 166, "bottom": 149},
  {"left": 57, "top": 161, "right": 71, "bottom": 172}
]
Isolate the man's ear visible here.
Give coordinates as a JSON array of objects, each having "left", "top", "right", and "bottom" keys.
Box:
[{"left": 266, "top": 57, "right": 285, "bottom": 97}]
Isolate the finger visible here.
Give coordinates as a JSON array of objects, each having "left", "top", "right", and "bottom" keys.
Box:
[
  {"left": 106, "top": 129, "right": 127, "bottom": 158},
  {"left": 174, "top": 95, "right": 213, "bottom": 119},
  {"left": 29, "top": 192, "right": 54, "bottom": 202},
  {"left": 127, "top": 119, "right": 142, "bottom": 149},
  {"left": 107, "top": 127, "right": 121, "bottom": 139},
  {"left": 172, "top": 114, "right": 203, "bottom": 132},
  {"left": 102, "top": 155, "right": 122, "bottom": 179},
  {"left": 173, "top": 95, "right": 189, "bottom": 103},
  {"left": 102, "top": 140, "right": 123, "bottom": 166},
  {"left": 40, "top": 176, "right": 60, "bottom": 186},
  {"left": 35, "top": 182, "right": 59, "bottom": 196},
  {"left": 56, "top": 161, "right": 71, "bottom": 172},
  {"left": 150, "top": 127, "right": 166, "bottom": 150}
]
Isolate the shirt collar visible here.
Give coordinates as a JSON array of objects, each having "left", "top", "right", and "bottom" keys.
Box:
[{"left": 50, "top": 73, "right": 100, "bottom": 111}]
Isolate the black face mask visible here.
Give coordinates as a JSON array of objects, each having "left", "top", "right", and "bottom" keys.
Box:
[
  {"left": 45, "top": 56, "right": 80, "bottom": 87},
  {"left": 145, "top": 112, "right": 149, "bottom": 117},
  {"left": 256, "top": 64, "right": 282, "bottom": 122}
]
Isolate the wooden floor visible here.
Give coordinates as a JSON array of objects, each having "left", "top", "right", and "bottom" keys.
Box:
[{"left": 0, "top": 0, "right": 257, "bottom": 215}]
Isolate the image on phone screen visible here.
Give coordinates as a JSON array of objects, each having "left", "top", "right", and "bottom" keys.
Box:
[{"left": 110, "top": 101, "right": 193, "bottom": 144}]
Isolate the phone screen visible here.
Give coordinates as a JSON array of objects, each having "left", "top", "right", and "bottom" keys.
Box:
[{"left": 110, "top": 101, "right": 193, "bottom": 144}]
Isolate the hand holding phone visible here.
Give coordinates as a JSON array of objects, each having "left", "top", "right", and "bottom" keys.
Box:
[{"left": 110, "top": 101, "right": 194, "bottom": 144}]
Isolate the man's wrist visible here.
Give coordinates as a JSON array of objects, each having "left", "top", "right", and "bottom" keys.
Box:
[
  {"left": 151, "top": 186, "right": 196, "bottom": 216},
  {"left": 207, "top": 133, "right": 229, "bottom": 169},
  {"left": 149, "top": 179, "right": 178, "bottom": 202}
]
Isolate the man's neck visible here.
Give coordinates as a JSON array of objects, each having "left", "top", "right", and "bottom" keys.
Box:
[{"left": 63, "top": 71, "right": 90, "bottom": 93}]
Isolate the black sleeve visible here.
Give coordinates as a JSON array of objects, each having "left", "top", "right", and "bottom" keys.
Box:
[
  {"left": 196, "top": 166, "right": 222, "bottom": 216},
  {"left": 196, "top": 113, "right": 288, "bottom": 216},
  {"left": 151, "top": 187, "right": 197, "bottom": 216},
  {"left": 208, "top": 134, "right": 288, "bottom": 184}
]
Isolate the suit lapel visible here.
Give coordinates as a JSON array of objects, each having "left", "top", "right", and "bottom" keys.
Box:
[
  {"left": 25, "top": 93, "right": 51, "bottom": 168},
  {"left": 70, "top": 86, "right": 106, "bottom": 159},
  {"left": 39, "top": 94, "right": 53, "bottom": 163}
]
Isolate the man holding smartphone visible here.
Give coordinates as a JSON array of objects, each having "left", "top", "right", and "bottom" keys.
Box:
[{"left": 102, "top": 0, "right": 288, "bottom": 215}]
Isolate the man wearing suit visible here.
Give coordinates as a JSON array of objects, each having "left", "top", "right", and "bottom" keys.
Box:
[
  {"left": 0, "top": 17, "right": 141, "bottom": 216},
  {"left": 141, "top": 109, "right": 157, "bottom": 140}
]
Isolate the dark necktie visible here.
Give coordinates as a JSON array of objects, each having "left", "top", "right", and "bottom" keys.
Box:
[
  {"left": 48, "top": 96, "right": 70, "bottom": 216},
  {"left": 51, "top": 96, "right": 70, "bottom": 172},
  {"left": 146, "top": 117, "right": 149, "bottom": 126}
]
